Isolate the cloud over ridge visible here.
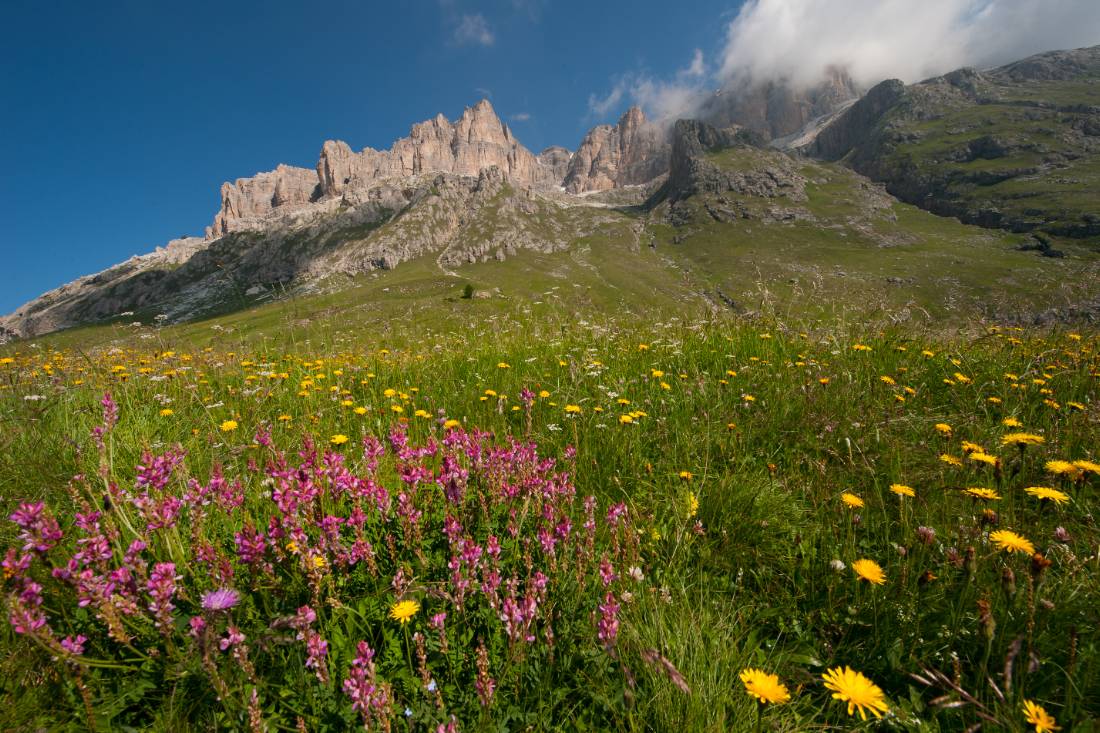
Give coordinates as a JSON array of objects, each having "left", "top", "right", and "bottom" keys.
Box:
[{"left": 719, "top": 0, "right": 1100, "bottom": 89}]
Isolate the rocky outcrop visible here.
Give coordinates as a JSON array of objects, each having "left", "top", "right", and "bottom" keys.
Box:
[
  {"left": 207, "top": 165, "right": 320, "bottom": 239},
  {"left": 562, "top": 107, "right": 670, "bottom": 193},
  {"left": 666, "top": 119, "right": 782, "bottom": 200}
]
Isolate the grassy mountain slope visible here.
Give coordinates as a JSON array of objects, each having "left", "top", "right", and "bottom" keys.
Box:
[{"left": 811, "top": 46, "right": 1100, "bottom": 243}]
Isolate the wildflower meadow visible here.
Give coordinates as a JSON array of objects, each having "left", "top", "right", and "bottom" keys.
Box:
[{"left": 1, "top": 313, "right": 1098, "bottom": 731}]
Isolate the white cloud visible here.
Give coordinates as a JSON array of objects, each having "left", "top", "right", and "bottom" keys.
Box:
[
  {"left": 717, "top": 0, "right": 1100, "bottom": 89},
  {"left": 586, "top": 50, "right": 710, "bottom": 123},
  {"left": 474, "top": 87, "right": 493, "bottom": 99},
  {"left": 510, "top": 112, "right": 532, "bottom": 121},
  {"left": 511, "top": 0, "right": 545, "bottom": 21},
  {"left": 453, "top": 14, "right": 495, "bottom": 47},
  {"left": 686, "top": 49, "right": 706, "bottom": 78},
  {"left": 587, "top": 85, "right": 625, "bottom": 119}
]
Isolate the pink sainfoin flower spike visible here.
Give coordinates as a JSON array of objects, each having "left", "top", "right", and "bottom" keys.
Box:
[
  {"left": 10, "top": 502, "right": 63, "bottom": 554},
  {"left": 60, "top": 634, "right": 87, "bottom": 655},
  {"left": 304, "top": 630, "right": 329, "bottom": 683},
  {"left": 597, "top": 592, "right": 620, "bottom": 649},
  {"left": 101, "top": 392, "right": 118, "bottom": 428},
  {"left": 219, "top": 625, "right": 246, "bottom": 651},
  {"left": 343, "top": 642, "right": 392, "bottom": 727},
  {"left": 606, "top": 502, "right": 627, "bottom": 528},
  {"left": 9, "top": 580, "right": 49, "bottom": 636},
  {"left": 475, "top": 641, "right": 495, "bottom": 707},
  {"left": 146, "top": 562, "right": 178, "bottom": 630}
]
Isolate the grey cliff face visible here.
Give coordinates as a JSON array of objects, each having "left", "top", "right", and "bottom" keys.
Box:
[{"left": 699, "top": 68, "right": 862, "bottom": 141}]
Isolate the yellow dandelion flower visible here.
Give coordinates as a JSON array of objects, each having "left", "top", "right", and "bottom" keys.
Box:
[
  {"left": 330, "top": 434, "right": 349, "bottom": 445},
  {"left": 389, "top": 599, "right": 420, "bottom": 624},
  {"left": 1002, "top": 432, "right": 1045, "bottom": 447},
  {"left": 1002, "top": 417, "right": 1023, "bottom": 428},
  {"left": 1024, "top": 487, "right": 1070, "bottom": 505},
  {"left": 965, "top": 487, "right": 1002, "bottom": 501},
  {"left": 970, "top": 452, "right": 1000, "bottom": 467},
  {"left": 822, "top": 666, "right": 889, "bottom": 720},
  {"left": 989, "top": 529, "right": 1035, "bottom": 554},
  {"left": 841, "top": 493, "right": 864, "bottom": 509},
  {"left": 443, "top": 418, "right": 461, "bottom": 429},
  {"left": 679, "top": 470, "right": 694, "bottom": 481},
  {"left": 1045, "top": 460, "right": 1081, "bottom": 478},
  {"left": 354, "top": 406, "right": 368, "bottom": 415},
  {"left": 1022, "top": 700, "right": 1061, "bottom": 732},
  {"left": 740, "top": 668, "right": 790, "bottom": 705},
  {"left": 565, "top": 404, "right": 582, "bottom": 414},
  {"left": 940, "top": 454, "right": 963, "bottom": 467},
  {"left": 159, "top": 408, "right": 174, "bottom": 416},
  {"left": 934, "top": 423, "right": 953, "bottom": 436},
  {"left": 277, "top": 414, "right": 292, "bottom": 422},
  {"left": 220, "top": 420, "right": 238, "bottom": 432},
  {"left": 1072, "top": 459, "right": 1100, "bottom": 475},
  {"left": 890, "top": 484, "right": 915, "bottom": 498},
  {"left": 851, "top": 559, "right": 886, "bottom": 585},
  {"left": 618, "top": 414, "right": 634, "bottom": 424},
  {"left": 879, "top": 375, "right": 896, "bottom": 385},
  {"left": 538, "top": 390, "right": 550, "bottom": 398}
]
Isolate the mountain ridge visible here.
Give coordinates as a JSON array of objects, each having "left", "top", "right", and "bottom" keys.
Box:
[{"left": 4, "top": 44, "right": 1100, "bottom": 340}]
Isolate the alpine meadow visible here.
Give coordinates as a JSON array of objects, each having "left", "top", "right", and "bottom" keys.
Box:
[{"left": 3, "top": 3, "right": 1100, "bottom": 731}]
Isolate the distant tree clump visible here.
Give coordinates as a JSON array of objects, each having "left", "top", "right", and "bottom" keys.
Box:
[{"left": 462, "top": 283, "right": 475, "bottom": 299}]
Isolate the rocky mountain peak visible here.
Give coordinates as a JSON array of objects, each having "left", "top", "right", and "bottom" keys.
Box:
[
  {"left": 211, "top": 99, "right": 562, "bottom": 239},
  {"left": 562, "top": 106, "right": 671, "bottom": 193}
]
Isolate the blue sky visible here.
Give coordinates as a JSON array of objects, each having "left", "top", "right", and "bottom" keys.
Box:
[{"left": 0, "top": 0, "right": 736, "bottom": 314}]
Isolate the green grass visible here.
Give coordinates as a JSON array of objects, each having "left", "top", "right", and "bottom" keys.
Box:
[{"left": 2, "top": 307, "right": 1099, "bottom": 731}]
